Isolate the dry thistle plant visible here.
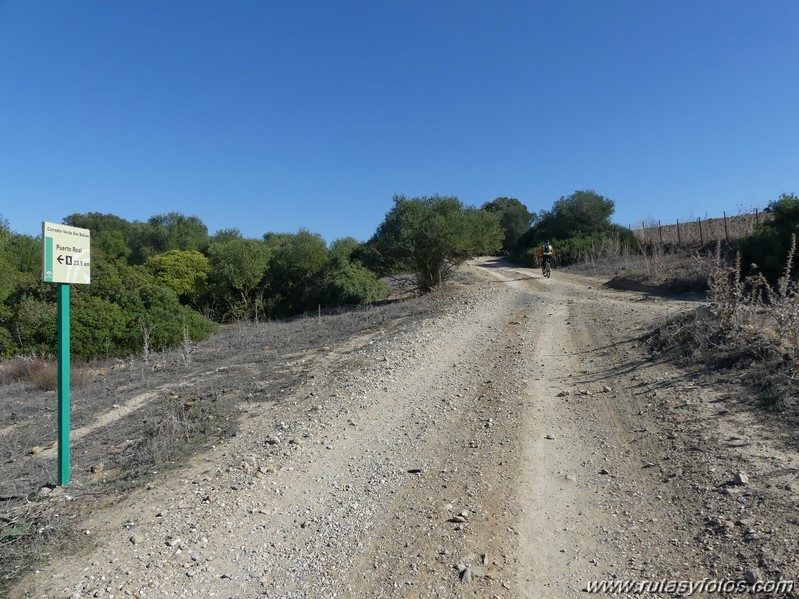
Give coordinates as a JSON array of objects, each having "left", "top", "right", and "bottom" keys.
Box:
[
  {"left": 758, "top": 233, "right": 799, "bottom": 358},
  {"left": 707, "top": 241, "right": 745, "bottom": 333},
  {"left": 694, "top": 234, "right": 799, "bottom": 405}
]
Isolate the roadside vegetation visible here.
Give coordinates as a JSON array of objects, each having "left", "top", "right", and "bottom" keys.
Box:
[
  {"left": 511, "top": 189, "right": 638, "bottom": 266},
  {"left": 3, "top": 190, "right": 792, "bottom": 365},
  {"left": 358, "top": 194, "right": 504, "bottom": 292},
  {"left": 651, "top": 194, "right": 799, "bottom": 412},
  {"left": 1, "top": 188, "right": 798, "bottom": 592},
  {"left": 0, "top": 188, "right": 648, "bottom": 363},
  {"left": 0, "top": 200, "right": 501, "bottom": 362}
]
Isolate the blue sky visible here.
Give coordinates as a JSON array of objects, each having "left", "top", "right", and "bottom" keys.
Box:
[{"left": 2, "top": 1, "right": 798, "bottom": 243}]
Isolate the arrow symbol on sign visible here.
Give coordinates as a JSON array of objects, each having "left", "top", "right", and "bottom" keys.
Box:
[{"left": 57, "top": 255, "right": 64, "bottom": 264}]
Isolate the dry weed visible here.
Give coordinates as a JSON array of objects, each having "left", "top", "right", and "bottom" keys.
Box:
[
  {"left": 0, "top": 358, "right": 88, "bottom": 392},
  {"left": 660, "top": 237, "right": 799, "bottom": 408}
]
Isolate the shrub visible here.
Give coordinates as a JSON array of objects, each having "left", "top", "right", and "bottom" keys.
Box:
[
  {"left": 365, "top": 195, "right": 503, "bottom": 292},
  {"left": 741, "top": 194, "right": 799, "bottom": 283},
  {"left": 322, "top": 259, "right": 387, "bottom": 306},
  {"left": 0, "top": 357, "right": 86, "bottom": 391},
  {"left": 657, "top": 237, "right": 799, "bottom": 408}
]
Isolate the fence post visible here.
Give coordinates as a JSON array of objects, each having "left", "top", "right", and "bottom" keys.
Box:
[
  {"left": 676, "top": 219, "right": 681, "bottom": 244},
  {"left": 698, "top": 217, "right": 704, "bottom": 245},
  {"left": 723, "top": 211, "right": 729, "bottom": 242},
  {"left": 658, "top": 220, "right": 663, "bottom": 245}
]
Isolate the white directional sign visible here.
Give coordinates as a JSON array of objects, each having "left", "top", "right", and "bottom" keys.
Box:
[{"left": 42, "top": 222, "right": 91, "bottom": 284}]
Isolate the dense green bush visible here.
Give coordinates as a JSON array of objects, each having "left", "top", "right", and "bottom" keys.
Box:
[
  {"left": 511, "top": 190, "right": 635, "bottom": 266},
  {"left": 465, "top": 208, "right": 505, "bottom": 256},
  {"left": 70, "top": 294, "right": 128, "bottom": 359},
  {"left": 13, "top": 295, "right": 57, "bottom": 356},
  {"left": 0, "top": 197, "right": 511, "bottom": 360},
  {"left": 144, "top": 250, "right": 209, "bottom": 301},
  {"left": 363, "top": 195, "right": 503, "bottom": 291},
  {"left": 321, "top": 258, "right": 387, "bottom": 306},
  {"left": 741, "top": 194, "right": 799, "bottom": 283},
  {"left": 481, "top": 197, "right": 534, "bottom": 254},
  {"left": 127, "top": 285, "right": 216, "bottom": 353},
  {"left": 264, "top": 230, "right": 327, "bottom": 315},
  {"left": 535, "top": 190, "right": 616, "bottom": 240},
  {"left": 206, "top": 238, "right": 270, "bottom": 320}
]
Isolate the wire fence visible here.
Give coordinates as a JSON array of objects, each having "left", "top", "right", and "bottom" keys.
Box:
[{"left": 632, "top": 209, "right": 769, "bottom": 246}]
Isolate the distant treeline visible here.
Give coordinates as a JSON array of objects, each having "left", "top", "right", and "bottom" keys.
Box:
[
  {"left": 3, "top": 190, "right": 793, "bottom": 361},
  {"left": 0, "top": 196, "right": 506, "bottom": 360},
  {"left": 0, "top": 213, "right": 395, "bottom": 360}
]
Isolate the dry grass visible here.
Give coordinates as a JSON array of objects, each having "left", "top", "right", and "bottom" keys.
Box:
[
  {"left": 0, "top": 358, "right": 52, "bottom": 386},
  {"left": 564, "top": 241, "right": 710, "bottom": 295},
  {"left": 0, "top": 358, "right": 88, "bottom": 392},
  {"left": 654, "top": 237, "right": 799, "bottom": 409},
  {"left": 0, "top": 284, "right": 454, "bottom": 593},
  {"left": 705, "top": 235, "right": 799, "bottom": 360},
  {"left": 635, "top": 211, "right": 767, "bottom": 246}
]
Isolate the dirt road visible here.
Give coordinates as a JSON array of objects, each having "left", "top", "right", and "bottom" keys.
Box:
[{"left": 11, "top": 259, "right": 799, "bottom": 598}]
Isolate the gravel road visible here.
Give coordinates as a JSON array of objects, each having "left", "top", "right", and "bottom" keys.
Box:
[{"left": 10, "top": 259, "right": 799, "bottom": 598}]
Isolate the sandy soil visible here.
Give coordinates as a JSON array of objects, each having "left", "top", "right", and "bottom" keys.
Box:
[{"left": 7, "top": 259, "right": 799, "bottom": 598}]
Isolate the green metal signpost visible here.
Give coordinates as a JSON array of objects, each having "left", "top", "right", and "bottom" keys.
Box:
[
  {"left": 57, "top": 284, "right": 70, "bottom": 485},
  {"left": 42, "top": 222, "right": 91, "bottom": 486}
]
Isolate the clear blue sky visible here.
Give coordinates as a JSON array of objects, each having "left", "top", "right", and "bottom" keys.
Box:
[{"left": 2, "top": 1, "right": 798, "bottom": 243}]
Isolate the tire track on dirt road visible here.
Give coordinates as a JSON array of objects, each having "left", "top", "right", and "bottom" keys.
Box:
[
  {"left": 480, "top": 263, "right": 626, "bottom": 596},
  {"left": 481, "top": 261, "right": 710, "bottom": 597}
]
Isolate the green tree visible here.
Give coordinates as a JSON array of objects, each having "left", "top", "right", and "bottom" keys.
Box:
[
  {"left": 482, "top": 197, "right": 534, "bottom": 253},
  {"left": 322, "top": 259, "right": 387, "bottom": 306},
  {"left": 144, "top": 250, "right": 209, "bottom": 301},
  {"left": 64, "top": 212, "right": 133, "bottom": 261},
  {"left": 129, "top": 213, "right": 209, "bottom": 264},
  {"left": 464, "top": 208, "right": 504, "bottom": 256},
  {"left": 206, "top": 238, "right": 270, "bottom": 320},
  {"left": 0, "top": 226, "right": 45, "bottom": 356},
  {"left": 126, "top": 284, "right": 215, "bottom": 353},
  {"left": 12, "top": 295, "right": 57, "bottom": 356},
  {"left": 329, "top": 237, "right": 361, "bottom": 261},
  {"left": 535, "top": 190, "right": 615, "bottom": 240},
  {"left": 0, "top": 217, "right": 14, "bottom": 306},
  {"left": 210, "top": 227, "right": 244, "bottom": 244},
  {"left": 366, "top": 195, "right": 501, "bottom": 291},
  {"left": 83, "top": 253, "right": 153, "bottom": 308},
  {"left": 511, "top": 190, "right": 633, "bottom": 266},
  {"left": 0, "top": 218, "right": 15, "bottom": 354},
  {"left": 7, "top": 232, "right": 40, "bottom": 275},
  {"left": 70, "top": 294, "right": 128, "bottom": 359},
  {"left": 266, "top": 230, "right": 331, "bottom": 315}
]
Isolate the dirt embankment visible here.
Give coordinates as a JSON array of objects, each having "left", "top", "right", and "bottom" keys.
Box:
[{"left": 8, "top": 259, "right": 799, "bottom": 598}]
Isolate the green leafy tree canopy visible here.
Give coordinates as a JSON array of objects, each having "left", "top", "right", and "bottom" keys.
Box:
[
  {"left": 366, "top": 194, "right": 503, "bottom": 291},
  {"left": 144, "top": 250, "right": 210, "bottom": 299},
  {"left": 535, "top": 190, "right": 615, "bottom": 241},
  {"left": 482, "top": 197, "right": 534, "bottom": 253}
]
